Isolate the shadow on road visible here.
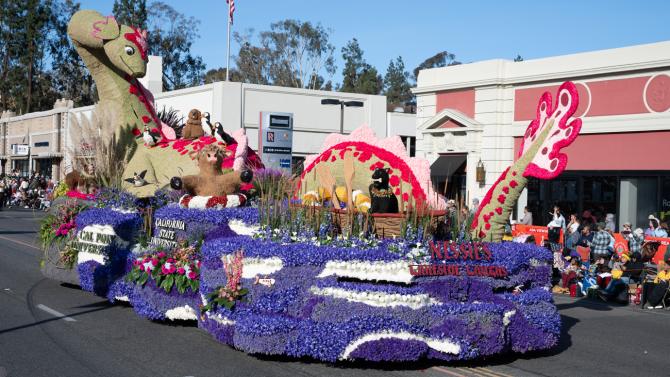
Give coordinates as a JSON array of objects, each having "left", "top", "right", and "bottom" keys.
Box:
[{"left": 0, "top": 305, "right": 113, "bottom": 335}]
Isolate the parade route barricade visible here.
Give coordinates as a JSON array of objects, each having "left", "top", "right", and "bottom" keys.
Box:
[{"left": 512, "top": 224, "right": 564, "bottom": 245}]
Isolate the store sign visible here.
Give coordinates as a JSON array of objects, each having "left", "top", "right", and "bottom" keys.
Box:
[
  {"left": 409, "top": 241, "right": 508, "bottom": 278},
  {"left": 11, "top": 144, "right": 29, "bottom": 156},
  {"left": 150, "top": 218, "right": 186, "bottom": 249}
]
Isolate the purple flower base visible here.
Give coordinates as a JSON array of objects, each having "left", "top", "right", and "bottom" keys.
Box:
[
  {"left": 128, "top": 279, "right": 200, "bottom": 321},
  {"left": 348, "top": 338, "right": 428, "bottom": 362},
  {"left": 197, "top": 236, "right": 560, "bottom": 363}
]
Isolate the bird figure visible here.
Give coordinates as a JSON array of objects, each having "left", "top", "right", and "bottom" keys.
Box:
[
  {"left": 142, "top": 125, "right": 159, "bottom": 146},
  {"left": 201, "top": 111, "right": 214, "bottom": 137},
  {"left": 124, "top": 170, "right": 147, "bottom": 187},
  {"left": 214, "top": 122, "right": 236, "bottom": 145}
]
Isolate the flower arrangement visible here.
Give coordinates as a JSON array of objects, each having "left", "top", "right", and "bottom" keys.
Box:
[
  {"left": 202, "top": 250, "right": 248, "bottom": 313},
  {"left": 40, "top": 200, "right": 90, "bottom": 248},
  {"left": 39, "top": 200, "right": 91, "bottom": 268},
  {"left": 127, "top": 243, "right": 201, "bottom": 294}
]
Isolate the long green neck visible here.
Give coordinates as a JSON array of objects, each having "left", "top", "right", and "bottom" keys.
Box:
[
  {"left": 73, "top": 43, "right": 137, "bottom": 132},
  {"left": 472, "top": 119, "right": 554, "bottom": 241}
]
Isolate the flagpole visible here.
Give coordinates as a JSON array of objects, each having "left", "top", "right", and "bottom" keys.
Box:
[{"left": 225, "top": 0, "right": 231, "bottom": 81}]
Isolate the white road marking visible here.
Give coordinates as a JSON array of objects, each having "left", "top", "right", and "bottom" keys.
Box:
[{"left": 36, "top": 304, "right": 77, "bottom": 322}]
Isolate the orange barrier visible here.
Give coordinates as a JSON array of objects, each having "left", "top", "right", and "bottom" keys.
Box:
[
  {"left": 511, "top": 224, "right": 563, "bottom": 245},
  {"left": 645, "top": 237, "right": 670, "bottom": 264},
  {"left": 512, "top": 225, "right": 669, "bottom": 264}
]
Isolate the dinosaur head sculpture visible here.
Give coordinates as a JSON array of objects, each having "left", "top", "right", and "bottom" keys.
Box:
[{"left": 67, "top": 10, "right": 148, "bottom": 78}]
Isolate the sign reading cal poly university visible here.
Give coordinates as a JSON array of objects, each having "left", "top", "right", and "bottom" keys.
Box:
[
  {"left": 409, "top": 241, "right": 509, "bottom": 278},
  {"left": 150, "top": 218, "right": 186, "bottom": 249},
  {"left": 75, "top": 228, "right": 116, "bottom": 255}
]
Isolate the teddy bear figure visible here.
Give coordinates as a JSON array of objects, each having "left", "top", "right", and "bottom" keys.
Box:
[
  {"left": 170, "top": 144, "right": 253, "bottom": 197},
  {"left": 182, "top": 109, "right": 205, "bottom": 140}
]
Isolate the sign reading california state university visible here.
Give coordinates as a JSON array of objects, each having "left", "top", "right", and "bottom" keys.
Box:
[
  {"left": 409, "top": 241, "right": 508, "bottom": 278},
  {"left": 150, "top": 218, "right": 186, "bottom": 249}
]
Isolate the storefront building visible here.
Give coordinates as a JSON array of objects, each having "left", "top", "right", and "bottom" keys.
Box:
[
  {"left": 0, "top": 99, "right": 70, "bottom": 180},
  {"left": 414, "top": 41, "right": 670, "bottom": 230}
]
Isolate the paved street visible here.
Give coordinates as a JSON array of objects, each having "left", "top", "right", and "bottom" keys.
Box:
[{"left": 1, "top": 208, "right": 669, "bottom": 377}]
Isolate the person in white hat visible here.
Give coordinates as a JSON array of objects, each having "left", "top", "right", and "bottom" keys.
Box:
[{"left": 646, "top": 215, "right": 660, "bottom": 238}]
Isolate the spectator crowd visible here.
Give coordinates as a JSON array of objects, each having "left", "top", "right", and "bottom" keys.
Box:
[
  {"left": 544, "top": 206, "right": 670, "bottom": 310},
  {"left": 0, "top": 170, "right": 56, "bottom": 211}
]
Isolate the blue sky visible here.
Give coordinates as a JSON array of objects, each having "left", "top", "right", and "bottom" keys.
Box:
[{"left": 80, "top": 0, "right": 670, "bottom": 84}]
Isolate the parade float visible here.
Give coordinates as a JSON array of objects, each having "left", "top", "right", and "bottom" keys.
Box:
[{"left": 37, "top": 9, "right": 587, "bottom": 364}]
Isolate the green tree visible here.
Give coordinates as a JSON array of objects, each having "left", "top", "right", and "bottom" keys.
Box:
[
  {"left": 147, "top": 2, "right": 205, "bottom": 90},
  {"left": 51, "top": 0, "right": 97, "bottom": 107},
  {"left": 112, "top": 0, "right": 147, "bottom": 29},
  {"left": 383, "top": 56, "right": 412, "bottom": 106},
  {"left": 340, "top": 38, "right": 382, "bottom": 95},
  {"left": 0, "top": 0, "right": 56, "bottom": 114},
  {"left": 231, "top": 20, "right": 336, "bottom": 90},
  {"left": 412, "top": 51, "right": 461, "bottom": 82}
]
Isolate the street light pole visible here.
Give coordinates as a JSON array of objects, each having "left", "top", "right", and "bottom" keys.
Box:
[
  {"left": 320, "top": 99, "right": 364, "bottom": 135},
  {"left": 339, "top": 102, "right": 344, "bottom": 134}
]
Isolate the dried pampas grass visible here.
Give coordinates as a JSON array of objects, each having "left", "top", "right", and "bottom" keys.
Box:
[{"left": 67, "top": 107, "right": 137, "bottom": 188}]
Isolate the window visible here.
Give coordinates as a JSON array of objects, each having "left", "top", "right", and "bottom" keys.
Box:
[
  {"left": 291, "top": 156, "right": 305, "bottom": 175},
  {"left": 34, "top": 141, "right": 49, "bottom": 147},
  {"left": 400, "top": 136, "right": 416, "bottom": 157}
]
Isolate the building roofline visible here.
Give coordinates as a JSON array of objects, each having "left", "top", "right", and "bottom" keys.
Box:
[{"left": 413, "top": 40, "right": 670, "bottom": 94}]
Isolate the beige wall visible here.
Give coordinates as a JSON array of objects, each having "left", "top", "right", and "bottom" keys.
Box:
[{"left": 0, "top": 99, "right": 71, "bottom": 179}]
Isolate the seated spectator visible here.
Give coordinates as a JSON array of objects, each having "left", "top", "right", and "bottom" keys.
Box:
[
  {"left": 566, "top": 214, "right": 581, "bottom": 249},
  {"left": 598, "top": 252, "right": 644, "bottom": 302},
  {"left": 519, "top": 206, "right": 533, "bottom": 225},
  {"left": 576, "top": 225, "right": 594, "bottom": 248},
  {"left": 590, "top": 223, "right": 612, "bottom": 261},
  {"left": 641, "top": 259, "right": 670, "bottom": 309},
  {"left": 646, "top": 216, "right": 660, "bottom": 237},
  {"left": 605, "top": 213, "right": 616, "bottom": 232},
  {"left": 655, "top": 222, "right": 669, "bottom": 238},
  {"left": 622, "top": 222, "right": 644, "bottom": 254},
  {"left": 554, "top": 257, "right": 585, "bottom": 294}
]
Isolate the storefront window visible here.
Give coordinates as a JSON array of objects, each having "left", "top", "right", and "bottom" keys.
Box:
[
  {"left": 12, "top": 159, "right": 29, "bottom": 177},
  {"left": 582, "top": 176, "right": 617, "bottom": 223},
  {"left": 620, "top": 177, "right": 658, "bottom": 229},
  {"left": 660, "top": 177, "right": 670, "bottom": 222},
  {"left": 35, "top": 159, "right": 53, "bottom": 179}
]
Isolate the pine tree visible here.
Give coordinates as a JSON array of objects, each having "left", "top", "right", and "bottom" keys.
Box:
[
  {"left": 340, "top": 38, "right": 383, "bottom": 95},
  {"left": 383, "top": 56, "right": 412, "bottom": 106},
  {"left": 51, "top": 0, "right": 97, "bottom": 107}
]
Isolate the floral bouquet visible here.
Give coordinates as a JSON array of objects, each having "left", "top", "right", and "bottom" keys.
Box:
[
  {"left": 127, "top": 243, "right": 201, "bottom": 294},
  {"left": 202, "top": 250, "right": 247, "bottom": 314}
]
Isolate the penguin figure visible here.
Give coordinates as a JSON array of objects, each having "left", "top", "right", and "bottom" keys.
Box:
[
  {"left": 214, "top": 122, "right": 236, "bottom": 145},
  {"left": 201, "top": 112, "right": 214, "bottom": 136},
  {"left": 142, "top": 125, "right": 159, "bottom": 146}
]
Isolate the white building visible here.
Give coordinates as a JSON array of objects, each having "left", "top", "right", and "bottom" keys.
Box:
[{"left": 413, "top": 41, "right": 670, "bottom": 228}]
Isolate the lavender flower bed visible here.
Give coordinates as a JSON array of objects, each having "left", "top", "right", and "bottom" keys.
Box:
[
  {"left": 154, "top": 204, "right": 258, "bottom": 228},
  {"left": 198, "top": 236, "right": 560, "bottom": 362},
  {"left": 75, "top": 207, "right": 143, "bottom": 241},
  {"left": 128, "top": 279, "right": 200, "bottom": 321},
  {"left": 62, "top": 202, "right": 560, "bottom": 363}
]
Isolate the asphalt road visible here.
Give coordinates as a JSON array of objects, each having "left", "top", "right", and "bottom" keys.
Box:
[{"left": 1, "top": 208, "right": 669, "bottom": 377}]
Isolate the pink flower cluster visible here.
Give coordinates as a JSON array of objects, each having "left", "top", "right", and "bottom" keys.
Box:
[
  {"left": 219, "top": 250, "right": 244, "bottom": 300},
  {"left": 133, "top": 250, "right": 200, "bottom": 280},
  {"left": 54, "top": 221, "right": 76, "bottom": 237}
]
